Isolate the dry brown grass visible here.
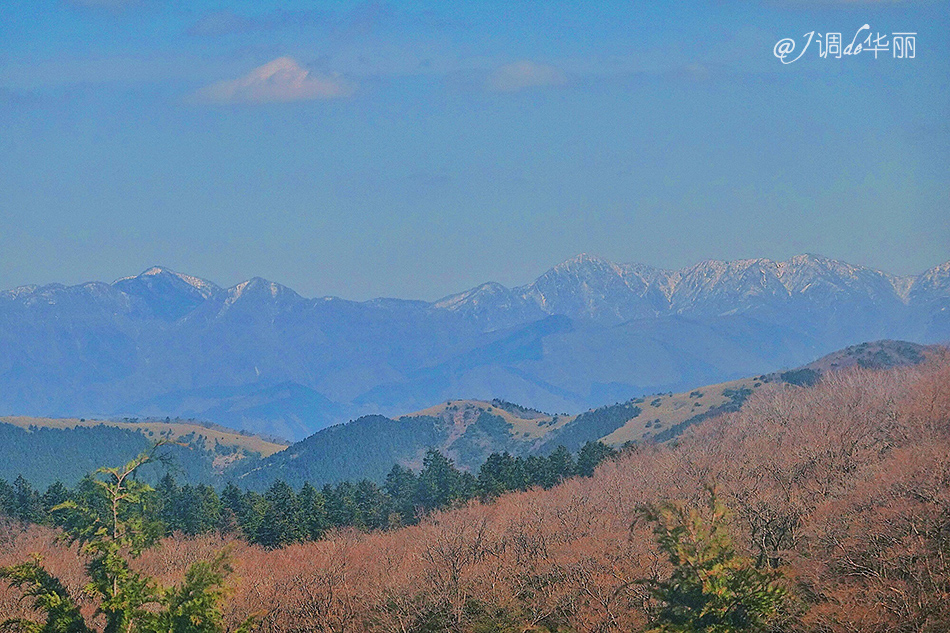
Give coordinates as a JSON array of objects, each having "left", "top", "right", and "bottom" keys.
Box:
[
  {"left": 0, "top": 416, "right": 288, "bottom": 458},
  {"left": 3, "top": 355, "right": 948, "bottom": 632}
]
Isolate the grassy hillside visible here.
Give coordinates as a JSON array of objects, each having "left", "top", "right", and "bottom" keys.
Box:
[
  {"left": 2, "top": 340, "right": 935, "bottom": 490},
  {"left": 212, "top": 340, "right": 946, "bottom": 489},
  {"left": 418, "top": 340, "right": 940, "bottom": 451},
  {"left": 0, "top": 416, "right": 287, "bottom": 487},
  {"left": 3, "top": 347, "right": 947, "bottom": 632},
  {"left": 0, "top": 416, "right": 288, "bottom": 458},
  {"left": 803, "top": 338, "right": 930, "bottom": 372}
]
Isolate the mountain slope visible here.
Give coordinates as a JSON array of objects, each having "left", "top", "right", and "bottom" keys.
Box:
[
  {"left": 0, "top": 255, "right": 947, "bottom": 438},
  {"left": 233, "top": 340, "right": 941, "bottom": 489},
  {"left": 2, "top": 340, "right": 938, "bottom": 490},
  {"left": 0, "top": 416, "right": 287, "bottom": 487}
]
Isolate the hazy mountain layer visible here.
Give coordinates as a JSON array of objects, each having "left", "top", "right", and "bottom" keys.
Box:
[
  {"left": 2, "top": 340, "right": 937, "bottom": 489},
  {"left": 1, "top": 254, "right": 947, "bottom": 438}
]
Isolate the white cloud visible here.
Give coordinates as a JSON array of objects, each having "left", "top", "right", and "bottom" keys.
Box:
[
  {"left": 192, "top": 57, "right": 354, "bottom": 105},
  {"left": 486, "top": 60, "right": 567, "bottom": 93}
]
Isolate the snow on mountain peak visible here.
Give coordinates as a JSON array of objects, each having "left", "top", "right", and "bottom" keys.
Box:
[
  {"left": 4, "top": 255, "right": 946, "bottom": 330},
  {"left": 437, "top": 252, "right": 936, "bottom": 324},
  {"left": 225, "top": 277, "right": 296, "bottom": 306},
  {"left": 910, "top": 260, "right": 950, "bottom": 299},
  {"left": 114, "top": 266, "right": 220, "bottom": 299},
  {"left": 434, "top": 282, "right": 513, "bottom": 311}
]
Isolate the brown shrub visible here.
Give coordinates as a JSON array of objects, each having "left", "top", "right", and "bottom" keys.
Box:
[{"left": 3, "top": 355, "right": 948, "bottom": 632}]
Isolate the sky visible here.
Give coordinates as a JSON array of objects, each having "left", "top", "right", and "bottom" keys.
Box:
[{"left": 0, "top": 0, "right": 948, "bottom": 300}]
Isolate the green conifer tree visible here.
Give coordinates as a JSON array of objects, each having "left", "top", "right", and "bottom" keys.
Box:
[
  {"left": 0, "top": 445, "right": 254, "bottom": 633},
  {"left": 415, "top": 449, "right": 470, "bottom": 512},
  {"left": 576, "top": 441, "right": 616, "bottom": 477},
  {"left": 544, "top": 446, "right": 576, "bottom": 488},
  {"left": 639, "top": 491, "right": 788, "bottom": 633},
  {"left": 13, "top": 476, "right": 45, "bottom": 524},
  {"left": 41, "top": 481, "right": 70, "bottom": 519},
  {"left": 383, "top": 464, "right": 417, "bottom": 526},
  {"left": 257, "top": 480, "right": 302, "bottom": 548},
  {"left": 298, "top": 483, "right": 328, "bottom": 540}
]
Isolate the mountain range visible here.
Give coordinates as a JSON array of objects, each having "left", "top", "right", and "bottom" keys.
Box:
[
  {"left": 3, "top": 339, "right": 936, "bottom": 490},
  {"left": 235, "top": 338, "right": 938, "bottom": 489},
  {"left": 1, "top": 253, "right": 947, "bottom": 439}
]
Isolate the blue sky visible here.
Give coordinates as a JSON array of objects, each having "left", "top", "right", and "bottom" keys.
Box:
[{"left": 0, "top": 0, "right": 947, "bottom": 299}]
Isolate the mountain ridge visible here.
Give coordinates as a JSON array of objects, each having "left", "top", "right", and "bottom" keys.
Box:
[
  {"left": 5, "top": 253, "right": 945, "bottom": 315},
  {"left": 436, "top": 252, "right": 945, "bottom": 326},
  {"left": 1, "top": 254, "right": 947, "bottom": 439},
  {"left": 1, "top": 339, "right": 941, "bottom": 489},
  {"left": 231, "top": 338, "right": 945, "bottom": 489}
]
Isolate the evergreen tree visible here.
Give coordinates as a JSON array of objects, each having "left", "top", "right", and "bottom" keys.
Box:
[
  {"left": 154, "top": 473, "right": 180, "bottom": 532},
  {"left": 523, "top": 455, "right": 549, "bottom": 488},
  {"left": 1, "top": 438, "right": 613, "bottom": 549},
  {"left": 544, "top": 446, "right": 576, "bottom": 488},
  {"left": 0, "top": 479, "right": 15, "bottom": 517},
  {"left": 42, "top": 481, "right": 70, "bottom": 518},
  {"left": 238, "top": 490, "right": 267, "bottom": 542},
  {"left": 415, "top": 450, "right": 471, "bottom": 512},
  {"left": 216, "top": 483, "right": 245, "bottom": 536},
  {"left": 459, "top": 471, "right": 477, "bottom": 499},
  {"left": 477, "top": 452, "right": 526, "bottom": 499},
  {"left": 1, "top": 444, "right": 253, "bottom": 632},
  {"left": 176, "top": 484, "right": 222, "bottom": 536},
  {"left": 383, "top": 464, "right": 417, "bottom": 526},
  {"left": 323, "top": 481, "right": 357, "bottom": 528},
  {"left": 61, "top": 475, "right": 112, "bottom": 534},
  {"left": 298, "top": 483, "right": 328, "bottom": 540},
  {"left": 353, "top": 479, "right": 390, "bottom": 530},
  {"left": 13, "top": 476, "right": 46, "bottom": 524},
  {"left": 576, "top": 441, "right": 616, "bottom": 477},
  {"left": 257, "top": 480, "right": 302, "bottom": 548},
  {"left": 0, "top": 557, "right": 91, "bottom": 633},
  {"left": 639, "top": 491, "right": 787, "bottom": 633},
  {"left": 155, "top": 550, "right": 243, "bottom": 633}
]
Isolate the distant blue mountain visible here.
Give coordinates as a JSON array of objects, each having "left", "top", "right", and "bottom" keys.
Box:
[{"left": 1, "top": 254, "right": 947, "bottom": 439}]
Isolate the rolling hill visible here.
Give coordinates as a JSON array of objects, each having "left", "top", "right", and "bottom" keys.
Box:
[
  {"left": 1, "top": 339, "right": 940, "bottom": 490},
  {"left": 234, "top": 339, "right": 940, "bottom": 489},
  {"left": 1, "top": 340, "right": 939, "bottom": 490},
  {"left": 0, "top": 416, "right": 288, "bottom": 488},
  {"left": 1, "top": 254, "right": 947, "bottom": 440}
]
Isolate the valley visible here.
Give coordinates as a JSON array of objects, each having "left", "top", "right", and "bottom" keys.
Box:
[
  {"left": 3, "top": 339, "right": 947, "bottom": 632},
  {"left": 2, "top": 339, "right": 936, "bottom": 490},
  {"left": 2, "top": 254, "right": 947, "bottom": 440}
]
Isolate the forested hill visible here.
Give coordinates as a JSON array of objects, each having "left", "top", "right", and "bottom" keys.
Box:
[
  {"left": 235, "top": 339, "right": 940, "bottom": 490},
  {"left": 0, "top": 441, "right": 618, "bottom": 550},
  {"left": 0, "top": 417, "right": 286, "bottom": 488},
  {"left": 2, "top": 255, "right": 947, "bottom": 439},
  {"left": 2, "top": 340, "right": 938, "bottom": 490},
  {"left": 3, "top": 343, "right": 948, "bottom": 632}
]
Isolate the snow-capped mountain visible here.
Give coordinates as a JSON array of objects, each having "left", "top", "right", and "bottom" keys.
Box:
[
  {"left": 113, "top": 266, "right": 222, "bottom": 321},
  {"left": 436, "top": 252, "right": 936, "bottom": 326},
  {"left": 0, "top": 254, "right": 946, "bottom": 439}
]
